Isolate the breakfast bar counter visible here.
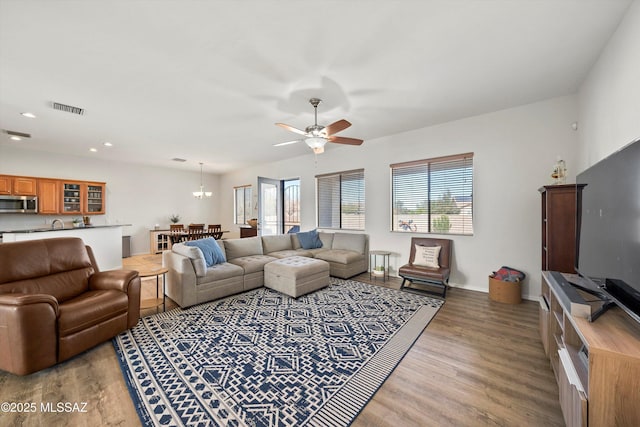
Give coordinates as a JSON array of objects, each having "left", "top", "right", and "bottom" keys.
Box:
[{"left": 1, "top": 225, "right": 129, "bottom": 271}]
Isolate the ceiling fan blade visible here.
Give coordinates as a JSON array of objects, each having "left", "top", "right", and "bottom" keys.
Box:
[
  {"left": 327, "top": 135, "right": 364, "bottom": 146},
  {"left": 273, "top": 139, "right": 302, "bottom": 147},
  {"left": 275, "top": 122, "right": 307, "bottom": 136},
  {"left": 324, "top": 119, "right": 351, "bottom": 136}
]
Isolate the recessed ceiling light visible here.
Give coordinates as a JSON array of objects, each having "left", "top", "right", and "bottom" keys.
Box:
[
  {"left": 20, "top": 112, "right": 36, "bottom": 118},
  {"left": 103, "top": 142, "right": 113, "bottom": 147},
  {"left": 89, "top": 148, "right": 97, "bottom": 152},
  {"left": 10, "top": 136, "right": 22, "bottom": 141}
]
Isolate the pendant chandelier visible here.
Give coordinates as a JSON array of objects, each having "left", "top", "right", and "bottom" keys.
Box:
[{"left": 193, "top": 162, "right": 212, "bottom": 199}]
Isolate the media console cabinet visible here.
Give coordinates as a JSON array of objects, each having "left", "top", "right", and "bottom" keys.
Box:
[{"left": 540, "top": 271, "right": 640, "bottom": 426}]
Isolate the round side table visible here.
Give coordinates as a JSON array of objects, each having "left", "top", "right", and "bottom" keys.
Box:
[
  {"left": 137, "top": 266, "right": 169, "bottom": 311},
  {"left": 369, "top": 250, "right": 390, "bottom": 282}
]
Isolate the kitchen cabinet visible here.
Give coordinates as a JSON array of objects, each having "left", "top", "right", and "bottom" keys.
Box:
[
  {"left": 1, "top": 174, "right": 105, "bottom": 215},
  {"left": 61, "top": 181, "right": 105, "bottom": 215},
  {"left": 0, "top": 175, "right": 37, "bottom": 196},
  {"left": 37, "top": 179, "right": 60, "bottom": 214}
]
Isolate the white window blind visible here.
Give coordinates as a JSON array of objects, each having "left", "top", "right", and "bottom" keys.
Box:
[
  {"left": 316, "top": 169, "right": 365, "bottom": 230},
  {"left": 234, "top": 185, "right": 252, "bottom": 225},
  {"left": 391, "top": 153, "right": 473, "bottom": 235}
]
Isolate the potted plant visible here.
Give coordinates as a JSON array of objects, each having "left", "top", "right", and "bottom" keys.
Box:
[
  {"left": 169, "top": 214, "right": 181, "bottom": 224},
  {"left": 372, "top": 265, "right": 385, "bottom": 277},
  {"left": 72, "top": 217, "right": 83, "bottom": 228}
]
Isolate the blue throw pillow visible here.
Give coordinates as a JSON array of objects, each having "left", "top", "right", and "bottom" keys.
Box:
[
  {"left": 185, "top": 238, "right": 226, "bottom": 267},
  {"left": 297, "top": 229, "right": 323, "bottom": 249}
]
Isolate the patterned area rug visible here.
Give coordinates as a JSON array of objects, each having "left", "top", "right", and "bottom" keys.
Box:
[{"left": 113, "top": 278, "right": 443, "bottom": 427}]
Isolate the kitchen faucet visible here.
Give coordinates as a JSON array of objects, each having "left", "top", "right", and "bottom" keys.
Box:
[{"left": 51, "top": 218, "right": 64, "bottom": 229}]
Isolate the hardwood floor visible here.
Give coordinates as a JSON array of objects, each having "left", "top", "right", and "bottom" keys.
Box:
[{"left": 0, "top": 255, "right": 563, "bottom": 426}]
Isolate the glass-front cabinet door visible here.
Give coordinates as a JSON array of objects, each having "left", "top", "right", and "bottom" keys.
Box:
[
  {"left": 86, "top": 183, "right": 105, "bottom": 214},
  {"left": 60, "top": 181, "right": 105, "bottom": 214},
  {"left": 62, "top": 182, "right": 82, "bottom": 214}
]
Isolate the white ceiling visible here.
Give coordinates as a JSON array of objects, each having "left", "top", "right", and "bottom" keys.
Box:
[{"left": 0, "top": 0, "right": 632, "bottom": 174}]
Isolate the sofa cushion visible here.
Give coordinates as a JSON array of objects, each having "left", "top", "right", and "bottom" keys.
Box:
[
  {"left": 58, "top": 289, "right": 128, "bottom": 337},
  {"left": 0, "top": 237, "right": 93, "bottom": 284},
  {"left": 196, "top": 262, "right": 245, "bottom": 284},
  {"left": 185, "top": 238, "right": 226, "bottom": 267},
  {"left": 297, "top": 230, "right": 323, "bottom": 249},
  {"left": 0, "top": 237, "right": 94, "bottom": 302},
  {"left": 261, "top": 235, "right": 293, "bottom": 254},
  {"left": 317, "top": 232, "right": 334, "bottom": 249},
  {"left": 332, "top": 233, "right": 366, "bottom": 254},
  {"left": 172, "top": 243, "right": 207, "bottom": 276},
  {"left": 223, "top": 237, "right": 264, "bottom": 260},
  {"left": 228, "top": 255, "right": 278, "bottom": 274},
  {"left": 267, "top": 249, "right": 313, "bottom": 259},
  {"left": 314, "top": 250, "right": 365, "bottom": 265}
]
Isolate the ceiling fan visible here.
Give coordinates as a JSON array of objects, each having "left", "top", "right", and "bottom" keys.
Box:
[{"left": 274, "top": 98, "right": 364, "bottom": 154}]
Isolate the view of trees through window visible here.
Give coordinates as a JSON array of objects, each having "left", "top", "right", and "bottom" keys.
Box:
[{"left": 392, "top": 153, "right": 473, "bottom": 235}]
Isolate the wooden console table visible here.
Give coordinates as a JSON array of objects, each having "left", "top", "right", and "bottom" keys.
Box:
[
  {"left": 240, "top": 227, "right": 257, "bottom": 238},
  {"left": 540, "top": 271, "right": 640, "bottom": 426}
]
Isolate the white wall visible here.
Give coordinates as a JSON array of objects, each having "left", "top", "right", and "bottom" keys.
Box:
[
  {"left": 578, "top": 0, "right": 640, "bottom": 170},
  {"left": 0, "top": 148, "right": 221, "bottom": 255},
  {"left": 3, "top": 0, "right": 634, "bottom": 296},
  {"left": 220, "top": 95, "right": 580, "bottom": 300}
]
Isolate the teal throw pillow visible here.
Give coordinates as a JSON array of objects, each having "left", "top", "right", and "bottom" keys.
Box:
[
  {"left": 297, "top": 229, "right": 323, "bottom": 249},
  {"left": 185, "top": 237, "right": 226, "bottom": 267}
]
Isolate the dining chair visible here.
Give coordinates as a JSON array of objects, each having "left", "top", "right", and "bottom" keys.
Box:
[{"left": 207, "top": 224, "right": 223, "bottom": 240}]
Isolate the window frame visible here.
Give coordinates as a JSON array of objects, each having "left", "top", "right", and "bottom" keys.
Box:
[
  {"left": 233, "top": 185, "right": 253, "bottom": 225},
  {"left": 316, "top": 168, "right": 365, "bottom": 231},
  {"left": 390, "top": 152, "right": 473, "bottom": 235}
]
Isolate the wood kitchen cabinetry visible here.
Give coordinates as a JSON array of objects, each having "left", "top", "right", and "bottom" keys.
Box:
[
  {"left": 61, "top": 181, "right": 105, "bottom": 215},
  {"left": 0, "top": 175, "right": 37, "bottom": 196},
  {"left": 1, "top": 174, "right": 105, "bottom": 215},
  {"left": 37, "top": 179, "right": 60, "bottom": 214}
]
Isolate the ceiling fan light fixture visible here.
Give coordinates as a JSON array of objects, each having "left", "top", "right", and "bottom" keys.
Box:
[{"left": 305, "top": 136, "right": 326, "bottom": 150}]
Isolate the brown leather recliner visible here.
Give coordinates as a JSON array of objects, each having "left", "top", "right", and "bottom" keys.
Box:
[
  {"left": 398, "top": 237, "right": 453, "bottom": 297},
  {"left": 0, "top": 237, "right": 141, "bottom": 375}
]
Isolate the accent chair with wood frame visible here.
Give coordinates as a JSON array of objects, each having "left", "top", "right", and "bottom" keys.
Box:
[{"left": 398, "top": 237, "right": 452, "bottom": 297}]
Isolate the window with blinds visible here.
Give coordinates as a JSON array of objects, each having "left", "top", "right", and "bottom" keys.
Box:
[
  {"left": 234, "top": 185, "right": 252, "bottom": 225},
  {"left": 316, "top": 169, "right": 365, "bottom": 230},
  {"left": 391, "top": 153, "right": 473, "bottom": 235}
]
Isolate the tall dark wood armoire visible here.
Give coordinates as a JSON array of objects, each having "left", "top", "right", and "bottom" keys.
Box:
[{"left": 539, "top": 184, "right": 585, "bottom": 273}]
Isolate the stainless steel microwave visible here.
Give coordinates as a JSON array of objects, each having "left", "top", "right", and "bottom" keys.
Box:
[{"left": 0, "top": 195, "right": 38, "bottom": 213}]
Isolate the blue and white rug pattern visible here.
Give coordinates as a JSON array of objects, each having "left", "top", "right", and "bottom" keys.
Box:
[{"left": 113, "top": 278, "right": 443, "bottom": 427}]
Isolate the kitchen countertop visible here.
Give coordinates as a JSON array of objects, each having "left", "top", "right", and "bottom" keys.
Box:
[{"left": 0, "top": 224, "right": 130, "bottom": 234}]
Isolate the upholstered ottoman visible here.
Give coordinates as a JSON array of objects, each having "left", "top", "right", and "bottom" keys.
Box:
[{"left": 264, "top": 256, "right": 330, "bottom": 298}]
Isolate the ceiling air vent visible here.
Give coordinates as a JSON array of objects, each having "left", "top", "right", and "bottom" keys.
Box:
[
  {"left": 172, "top": 158, "right": 187, "bottom": 162},
  {"left": 52, "top": 102, "right": 85, "bottom": 115},
  {"left": 3, "top": 129, "right": 31, "bottom": 138}
]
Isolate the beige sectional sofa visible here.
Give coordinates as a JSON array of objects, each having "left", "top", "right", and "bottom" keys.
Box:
[{"left": 163, "top": 231, "right": 369, "bottom": 308}]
